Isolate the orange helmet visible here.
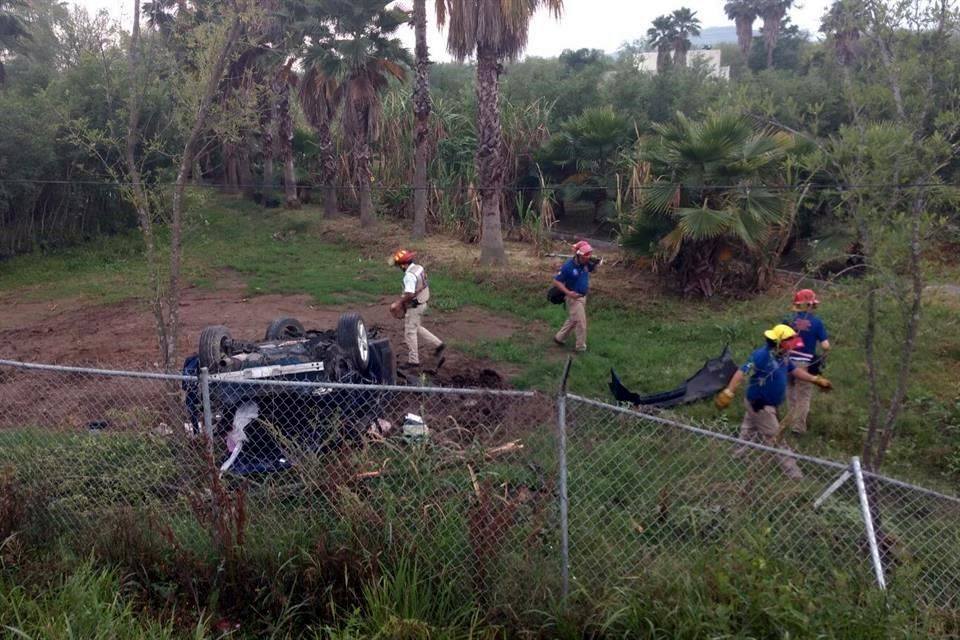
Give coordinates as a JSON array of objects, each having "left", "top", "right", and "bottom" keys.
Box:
[
  {"left": 390, "top": 249, "right": 416, "bottom": 266},
  {"left": 793, "top": 289, "right": 820, "bottom": 308}
]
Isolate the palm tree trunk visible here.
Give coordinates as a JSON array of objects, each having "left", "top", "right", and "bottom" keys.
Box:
[
  {"left": 411, "top": 0, "right": 431, "bottom": 239},
  {"left": 239, "top": 138, "right": 254, "bottom": 198},
  {"left": 735, "top": 16, "right": 753, "bottom": 57},
  {"left": 224, "top": 142, "right": 239, "bottom": 193},
  {"left": 762, "top": 9, "right": 785, "bottom": 69},
  {"left": 276, "top": 72, "right": 300, "bottom": 209},
  {"left": 656, "top": 47, "right": 671, "bottom": 73},
  {"left": 356, "top": 136, "right": 375, "bottom": 227},
  {"left": 317, "top": 119, "right": 338, "bottom": 216},
  {"left": 261, "top": 99, "right": 276, "bottom": 205},
  {"left": 475, "top": 47, "right": 507, "bottom": 265}
]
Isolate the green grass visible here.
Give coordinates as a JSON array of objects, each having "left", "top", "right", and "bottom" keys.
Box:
[{"left": 0, "top": 560, "right": 203, "bottom": 640}]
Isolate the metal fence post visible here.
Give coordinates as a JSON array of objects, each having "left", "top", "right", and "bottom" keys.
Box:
[
  {"left": 557, "top": 357, "right": 573, "bottom": 601},
  {"left": 199, "top": 367, "right": 214, "bottom": 452},
  {"left": 852, "top": 456, "right": 887, "bottom": 590}
]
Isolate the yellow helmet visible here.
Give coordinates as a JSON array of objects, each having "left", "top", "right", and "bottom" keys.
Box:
[{"left": 764, "top": 324, "right": 802, "bottom": 349}]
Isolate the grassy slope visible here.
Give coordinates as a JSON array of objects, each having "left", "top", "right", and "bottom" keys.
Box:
[{"left": 1, "top": 192, "right": 958, "bottom": 488}]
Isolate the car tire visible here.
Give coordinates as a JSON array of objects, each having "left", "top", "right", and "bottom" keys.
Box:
[
  {"left": 337, "top": 312, "right": 370, "bottom": 374},
  {"left": 264, "top": 317, "right": 305, "bottom": 341},
  {"left": 199, "top": 325, "right": 232, "bottom": 372}
]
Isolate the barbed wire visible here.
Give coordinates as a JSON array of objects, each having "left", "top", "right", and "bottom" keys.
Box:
[{"left": 1, "top": 178, "right": 958, "bottom": 193}]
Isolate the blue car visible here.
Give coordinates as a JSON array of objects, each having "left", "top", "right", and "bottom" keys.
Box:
[{"left": 182, "top": 313, "right": 396, "bottom": 475}]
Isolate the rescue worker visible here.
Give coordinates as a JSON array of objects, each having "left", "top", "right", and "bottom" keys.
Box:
[
  {"left": 552, "top": 240, "right": 600, "bottom": 353},
  {"left": 715, "top": 324, "right": 833, "bottom": 479},
  {"left": 389, "top": 250, "right": 444, "bottom": 369},
  {"left": 785, "top": 289, "right": 831, "bottom": 434}
]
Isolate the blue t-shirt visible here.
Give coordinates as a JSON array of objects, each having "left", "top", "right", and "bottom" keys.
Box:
[
  {"left": 741, "top": 346, "right": 795, "bottom": 407},
  {"left": 788, "top": 311, "right": 828, "bottom": 356},
  {"left": 555, "top": 258, "right": 595, "bottom": 296}
]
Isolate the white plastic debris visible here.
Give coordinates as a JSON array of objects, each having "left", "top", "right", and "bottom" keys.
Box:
[
  {"left": 402, "top": 413, "right": 429, "bottom": 440},
  {"left": 221, "top": 401, "right": 259, "bottom": 473}
]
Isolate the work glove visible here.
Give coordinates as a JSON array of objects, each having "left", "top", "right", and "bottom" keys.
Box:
[
  {"left": 812, "top": 375, "right": 833, "bottom": 392},
  {"left": 389, "top": 301, "right": 406, "bottom": 320},
  {"left": 715, "top": 388, "right": 735, "bottom": 410}
]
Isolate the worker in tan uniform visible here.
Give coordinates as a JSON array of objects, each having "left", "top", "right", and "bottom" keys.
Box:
[
  {"left": 785, "top": 289, "right": 831, "bottom": 434},
  {"left": 389, "top": 249, "right": 444, "bottom": 369},
  {"left": 715, "top": 324, "right": 833, "bottom": 479},
  {"left": 552, "top": 240, "right": 600, "bottom": 353}
]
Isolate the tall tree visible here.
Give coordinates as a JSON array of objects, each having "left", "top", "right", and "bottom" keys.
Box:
[
  {"left": 724, "top": 0, "right": 758, "bottom": 58},
  {"left": 0, "top": 0, "right": 32, "bottom": 86},
  {"left": 435, "top": 0, "right": 564, "bottom": 265},
  {"left": 274, "top": 59, "right": 300, "bottom": 208},
  {"left": 820, "top": 0, "right": 864, "bottom": 68},
  {"left": 670, "top": 8, "right": 701, "bottom": 67},
  {"left": 299, "top": 57, "right": 340, "bottom": 217},
  {"left": 411, "top": 0, "right": 430, "bottom": 238},
  {"left": 304, "top": 0, "right": 408, "bottom": 228},
  {"left": 646, "top": 15, "right": 675, "bottom": 73},
  {"left": 757, "top": 0, "right": 793, "bottom": 68}
]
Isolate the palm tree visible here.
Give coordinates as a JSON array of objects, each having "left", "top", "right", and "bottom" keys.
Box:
[
  {"left": 757, "top": 0, "right": 793, "bottom": 69},
  {"left": 538, "top": 106, "right": 632, "bottom": 222},
  {"left": 143, "top": 0, "right": 176, "bottom": 37},
  {"left": 411, "top": 0, "right": 430, "bottom": 239},
  {"left": 299, "top": 57, "right": 340, "bottom": 217},
  {"left": 435, "top": 0, "right": 564, "bottom": 265},
  {"left": 0, "top": 0, "right": 31, "bottom": 87},
  {"left": 669, "top": 8, "right": 701, "bottom": 68},
  {"left": 646, "top": 15, "right": 675, "bottom": 73},
  {"left": 724, "top": 0, "right": 758, "bottom": 58},
  {"left": 820, "top": 0, "right": 864, "bottom": 67},
  {"left": 624, "top": 112, "right": 794, "bottom": 297},
  {"left": 304, "top": 0, "right": 409, "bottom": 228}
]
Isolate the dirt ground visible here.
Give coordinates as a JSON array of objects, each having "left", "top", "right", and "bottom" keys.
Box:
[{"left": 0, "top": 274, "right": 529, "bottom": 384}]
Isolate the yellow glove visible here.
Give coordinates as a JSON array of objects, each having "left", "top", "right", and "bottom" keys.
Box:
[
  {"left": 812, "top": 375, "right": 833, "bottom": 392},
  {"left": 715, "top": 388, "right": 735, "bottom": 410}
]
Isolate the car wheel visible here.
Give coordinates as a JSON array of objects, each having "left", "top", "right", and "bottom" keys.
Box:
[
  {"left": 264, "top": 316, "right": 305, "bottom": 340},
  {"left": 199, "top": 325, "right": 232, "bottom": 372},
  {"left": 337, "top": 312, "right": 370, "bottom": 374}
]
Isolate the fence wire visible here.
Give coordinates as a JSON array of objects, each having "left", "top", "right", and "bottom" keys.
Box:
[{"left": 1, "top": 358, "right": 959, "bottom": 611}]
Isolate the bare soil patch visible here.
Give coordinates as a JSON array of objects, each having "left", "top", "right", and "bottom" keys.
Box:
[{"left": 0, "top": 275, "right": 526, "bottom": 378}]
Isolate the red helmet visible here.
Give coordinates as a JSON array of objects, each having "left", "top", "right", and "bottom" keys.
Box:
[
  {"left": 391, "top": 249, "right": 416, "bottom": 266},
  {"left": 793, "top": 289, "right": 819, "bottom": 307},
  {"left": 573, "top": 240, "right": 593, "bottom": 256}
]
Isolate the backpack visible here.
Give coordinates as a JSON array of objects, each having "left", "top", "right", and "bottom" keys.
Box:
[{"left": 546, "top": 285, "right": 565, "bottom": 305}]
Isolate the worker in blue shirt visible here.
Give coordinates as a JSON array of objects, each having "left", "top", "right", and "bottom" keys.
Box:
[
  {"left": 785, "top": 289, "right": 832, "bottom": 434},
  {"left": 552, "top": 240, "right": 600, "bottom": 352},
  {"left": 715, "top": 324, "right": 833, "bottom": 479}
]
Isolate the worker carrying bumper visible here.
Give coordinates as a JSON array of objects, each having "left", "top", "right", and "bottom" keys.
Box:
[
  {"left": 715, "top": 324, "right": 833, "bottom": 479},
  {"left": 389, "top": 250, "right": 444, "bottom": 369}
]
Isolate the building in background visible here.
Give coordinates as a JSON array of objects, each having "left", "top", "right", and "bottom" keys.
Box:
[{"left": 635, "top": 49, "right": 730, "bottom": 79}]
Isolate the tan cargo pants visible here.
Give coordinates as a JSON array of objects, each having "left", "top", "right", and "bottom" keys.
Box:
[
  {"left": 786, "top": 366, "right": 815, "bottom": 434},
  {"left": 733, "top": 399, "right": 803, "bottom": 479},
  {"left": 555, "top": 296, "right": 587, "bottom": 351},
  {"left": 404, "top": 303, "right": 442, "bottom": 365}
]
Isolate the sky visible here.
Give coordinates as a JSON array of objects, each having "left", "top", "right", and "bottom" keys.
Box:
[{"left": 71, "top": 0, "right": 832, "bottom": 60}]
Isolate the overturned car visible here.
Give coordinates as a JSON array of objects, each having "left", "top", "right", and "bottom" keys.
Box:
[{"left": 183, "top": 313, "right": 396, "bottom": 475}]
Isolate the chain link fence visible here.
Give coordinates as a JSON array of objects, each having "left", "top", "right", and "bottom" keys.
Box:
[{"left": 1, "top": 357, "right": 959, "bottom": 610}]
